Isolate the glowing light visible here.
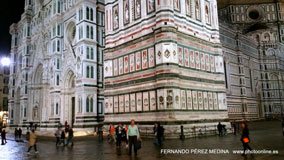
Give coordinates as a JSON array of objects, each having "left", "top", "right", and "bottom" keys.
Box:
[{"left": 1, "top": 57, "right": 11, "bottom": 66}]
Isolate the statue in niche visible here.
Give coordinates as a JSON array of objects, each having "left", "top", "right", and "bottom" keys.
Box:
[
  {"left": 113, "top": 5, "right": 119, "bottom": 29},
  {"left": 124, "top": 0, "right": 130, "bottom": 24},
  {"left": 135, "top": 0, "right": 141, "bottom": 19}
]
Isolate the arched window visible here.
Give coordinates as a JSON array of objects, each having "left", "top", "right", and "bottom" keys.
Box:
[
  {"left": 78, "top": 97, "right": 82, "bottom": 113},
  {"left": 91, "top": 66, "right": 94, "bottom": 78},
  {"left": 86, "top": 66, "right": 90, "bottom": 78},
  {"left": 86, "top": 96, "right": 93, "bottom": 112},
  {"left": 86, "top": 47, "right": 90, "bottom": 59},
  {"left": 86, "top": 7, "right": 89, "bottom": 19},
  {"left": 264, "top": 33, "right": 270, "bottom": 41},
  {"left": 56, "top": 103, "right": 59, "bottom": 115},
  {"left": 56, "top": 74, "right": 60, "bottom": 85},
  {"left": 24, "top": 107, "right": 27, "bottom": 117},
  {"left": 57, "top": 58, "right": 60, "bottom": 69},
  {"left": 205, "top": 5, "right": 210, "bottom": 24},
  {"left": 90, "top": 8, "right": 94, "bottom": 21},
  {"left": 195, "top": 0, "right": 200, "bottom": 20}
]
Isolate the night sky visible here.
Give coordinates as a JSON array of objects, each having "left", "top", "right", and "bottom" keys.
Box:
[{"left": 0, "top": 0, "right": 25, "bottom": 56}]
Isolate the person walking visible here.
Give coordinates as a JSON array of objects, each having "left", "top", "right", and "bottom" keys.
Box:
[
  {"left": 122, "top": 124, "right": 128, "bottom": 148},
  {"left": 109, "top": 124, "right": 116, "bottom": 143},
  {"left": 65, "top": 128, "right": 74, "bottom": 146},
  {"left": 217, "top": 122, "right": 223, "bottom": 136},
  {"left": 60, "top": 130, "right": 66, "bottom": 146},
  {"left": 153, "top": 123, "right": 158, "bottom": 144},
  {"left": 14, "top": 128, "right": 18, "bottom": 141},
  {"left": 18, "top": 128, "right": 22, "bottom": 140},
  {"left": 156, "top": 123, "right": 165, "bottom": 146},
  {"left": 240, "top": 122, "right": 252, "bottom": 156},
  {"left": 115, "top": 123, "right": 123, "bottom": 148},
  {"left": 232, "top": 121, "right": 237, "bottom": 135},
  {"left": 55, "top": 127, "right": 61, "bottom": 146},
  {"left": 127, "top": 119, "right": 140, "bottom": 156},
  {"left": 98, "top": 125, "right": 103, "bottom": 142},
  {"left": 1, "top": 129, "right": 7, "bottom": 145},
  {"left": 27, "top": 129, "right": 38, "bottom": 155}
]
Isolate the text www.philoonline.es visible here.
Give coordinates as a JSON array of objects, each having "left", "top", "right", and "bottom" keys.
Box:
[{"left": 160, "top": 149, "right": 279, "bottom": 155}]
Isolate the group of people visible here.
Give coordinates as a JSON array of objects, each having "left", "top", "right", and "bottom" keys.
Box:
[
  {"left": 217, "top": 122, "right": 227, "bottom": 136},
  {"left": 109, "top": 119, "right": 141, "bottom": 156},
  {"left": 108, "top": 123, "right": 128, "bottom": 148},
  {"left": 2, "top": 120, "right": 254, "bottom": 157},
  {"left": 55, "top": 125, "right": 74, "bottom": 147},
  {"left": 14, "top": 128, "right": 23, "bottom": 141},
  {"left": 108, "top": 120, "right": 166, "bottom": 156}
]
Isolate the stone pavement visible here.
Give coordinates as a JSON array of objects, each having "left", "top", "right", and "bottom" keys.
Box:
[{"left": 0, "top": 120, "right": 284, "bottom": 160}]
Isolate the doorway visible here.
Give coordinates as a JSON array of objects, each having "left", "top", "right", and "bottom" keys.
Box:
[{"left": 71, "top": 97, "right": 75, "bottom": 127}]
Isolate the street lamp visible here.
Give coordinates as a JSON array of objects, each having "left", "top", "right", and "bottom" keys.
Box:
[{"left": 0, "top": 57, "right": 11, "bottom": 66}]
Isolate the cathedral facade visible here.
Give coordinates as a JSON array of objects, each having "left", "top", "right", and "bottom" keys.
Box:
[
  {"left": 9, "top": 0, "right": 105, "bottom": 130},
  {"left": 219, "top": 0, "right": 284, "bottom": 121},
  {"left": 8, "top": 0, "right": 284, "bottom": 136}
]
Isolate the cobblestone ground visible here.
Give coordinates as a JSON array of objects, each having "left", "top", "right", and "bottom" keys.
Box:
[{"left": 0, "top": 120, "right": 284, "bottom": 160}]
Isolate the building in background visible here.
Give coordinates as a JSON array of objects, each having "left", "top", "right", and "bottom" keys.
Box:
[
  {"left": 219, "top": 0, "right": 284, "bottom": 121},
  {"left": 0, "top": 64, "right": 9, "bottom": 127},
  {"left": 0, "top": 64, "right": 9, "bottom": 112},
  {"left": 7, "top": 0, "right": 284, "bottom": 135},
  {"left": 8, "top": 0, "right": 105, "bottom": 130},
  {"left": 104, "top": 0, "right": 228, "bottom": 137}
]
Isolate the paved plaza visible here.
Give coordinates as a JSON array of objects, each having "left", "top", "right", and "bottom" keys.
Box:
[{"left": 0, "top": 121, "right": 284, "bottom": 160}]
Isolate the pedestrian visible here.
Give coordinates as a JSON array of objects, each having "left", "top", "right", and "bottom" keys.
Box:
[
  {"left": 18, "top": 128, "right": 22, "bottom": 140},
  {"left": 122, "top": 124, "right": 128, "bottom": 148},
  {"left": 98, "top": 125, "right": 103, "bottom": 142},
  {"left": 55, "top": 127, "right": 61, "bottom": 146},
  {"left": 217, "top": 122, "right": 222, "bottom": 136},
  {"left": 115, "top": 123, "right": 123, "bottom": 148},
  {"left": 153, "top": 123, "right": 158, "bottom": 144},
  {"left": 1, "top": 128, "right": 7, "bottom": 145},
  {"left": 27, "top": 129, "right": 38, "bottom": 155},
  {"left": 14, "top": 128, "right": 19, "bottom": 141},
  {"left": 156, "top": 123, "right": 164, "bottom": 146},
  {"left": 222, "top": 124, "right": 227, "bottom": 135},
  {"left": 240, "top": 122, "right": 252, "bottom": 156},
  {"left": 60, "top": 130, "right": 66, "bottom": 146},
  {"left": 65, "top": 128, "right": 74, "bottom": 146},
  {"left": 127, "top": 119, "right": 140, "bottom": 156},
  {"left": 109, "top": 124, "right": 116, "bottom": 143},
  {"left": 232, "top": 121, "right": 237, "bottom": 135},
  {"left": 34, "top": 124, "right": 38, "bottom": 130}
]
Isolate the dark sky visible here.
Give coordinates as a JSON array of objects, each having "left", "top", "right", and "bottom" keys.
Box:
[{"left": 0, "top": 0, "right": 25, "bottom": 56}]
